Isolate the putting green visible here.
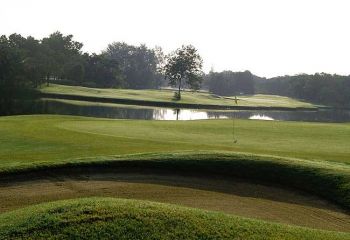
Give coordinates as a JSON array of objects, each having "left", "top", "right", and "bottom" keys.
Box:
[{"left": 1, "top": 115, "right": 349, "bottom": 168}]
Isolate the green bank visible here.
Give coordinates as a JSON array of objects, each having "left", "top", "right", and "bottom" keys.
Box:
[{"left": 0, "top": 197, "right": 348, "bottom": 240}]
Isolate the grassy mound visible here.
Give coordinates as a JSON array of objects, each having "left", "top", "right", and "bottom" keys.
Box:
[{"left": 0, "top": 197, "right": 348, "bottom": 240}]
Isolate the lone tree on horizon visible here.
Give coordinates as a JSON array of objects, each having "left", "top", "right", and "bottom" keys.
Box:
[{"left": 163, "top": 45, "right": 203, "bottom": 100}]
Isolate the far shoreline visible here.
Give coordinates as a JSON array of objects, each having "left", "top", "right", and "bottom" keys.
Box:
[{"left": 40, "top": 92, "right": 319, "bottom": 111}]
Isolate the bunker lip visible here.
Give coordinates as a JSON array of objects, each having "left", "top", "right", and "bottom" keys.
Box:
[
  {"left": 0, "top": 169, "right": 343, "bottom": 210},
  {"left": 0, "top": 156, "right": 349, "bottom": 210},
  {"left": 1, "top": 150, "right": 350, "bottom": 232},
  {"left": 1, "top": 171, "right": 350, "bottom": 232}
]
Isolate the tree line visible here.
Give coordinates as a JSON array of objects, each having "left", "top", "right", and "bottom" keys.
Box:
[
  {"left": 0, "top": 32, "right": 205, "bottom": 102},
  {"left": 254, "top": 73, "right": 350, "bottom": 107},
  {"left": 0, "top": 32, "right": 166, "bottom": 91},
  {"left": 204, "top": 70, "right": 255, "bottom": 96},
  {"left": 205, "top": 71, "right": 350, "bottom": 107},
  {"left": 1, "top": 31, "right": 350, "bottom": 107}
]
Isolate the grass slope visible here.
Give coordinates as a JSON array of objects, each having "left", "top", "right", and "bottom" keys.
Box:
[
  {"left": 40, "top": 84, "right": 316, "bottom": 108},
  {"left": 0, "top": 197, "right": 348, "bottom": 240}
]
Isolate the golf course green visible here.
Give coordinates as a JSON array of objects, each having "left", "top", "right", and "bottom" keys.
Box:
[
  {"left": 1, "top": 114, "right": 349, "bottom": 239},
  {"left": 1, "top": 115, "right": 349, "bottom": 167}
]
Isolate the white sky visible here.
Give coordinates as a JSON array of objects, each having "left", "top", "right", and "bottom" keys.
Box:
[{"left": 1, "top": 0, "right": 349, "bottom": 77}]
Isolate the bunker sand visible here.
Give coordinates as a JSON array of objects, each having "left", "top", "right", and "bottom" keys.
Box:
[{"left": 0, "top": 173, "right": 349, "bottom": 232}]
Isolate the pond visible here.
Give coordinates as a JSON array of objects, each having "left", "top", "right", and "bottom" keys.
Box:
[{"left": 1, "top": 99, "right": 350, "bottom": 122}]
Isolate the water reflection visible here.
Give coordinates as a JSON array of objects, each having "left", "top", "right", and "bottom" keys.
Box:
[
  {"left": 153, "top": 109, "right": 211, "bottom": 120},
  {"left": 249, "top": 114, "right": 274, "bottom": 121},
  {"left": 1, "top": 99, "right": 350, "bottom": 123}
]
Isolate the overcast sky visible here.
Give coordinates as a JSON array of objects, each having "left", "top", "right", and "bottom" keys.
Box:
[{"left": 1, "top": 0, "right": 349, "bottom": 77}]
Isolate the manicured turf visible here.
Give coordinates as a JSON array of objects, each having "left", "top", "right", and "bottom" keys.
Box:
[
  {"left": 0, "top": 197, "right": 348, "bottom": 240},
  {"left": 1, "top": 115, "right": 349, "bottom": 168},
  {"left": 40, "top": 84, "right": 316, "bottom": 108}
]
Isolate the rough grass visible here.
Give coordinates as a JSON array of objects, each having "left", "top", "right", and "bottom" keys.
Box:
[
  {"left": 40, "top": 84, "right": 316, "bottom": 108},
  {"left": 0, "top": 197, "right": 348, "bottom": 240}
]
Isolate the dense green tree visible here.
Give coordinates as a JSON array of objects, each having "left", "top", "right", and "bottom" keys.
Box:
[
  {"left": 21, "top": 36, "right": 47, "bottom": 87},
  {"left": 207, "top": 70, "right": 254, "bottom": 96},
  {"left": 103, "top": 42, "right": 161, "bottom": 89},
  {"left": 0, "top": 34, "right": 40, "bottom": 114},
  {"left": 41, "top": 31, "right": 83, "bottom": 85},
  {"left": 84, "top": 54, "right": 124, "bottom": 88},
  {"left": 64, "top": 60, "right": 85, "bottom": 85},
  {"left": 0, "top": 35, "right": 26, "bottom": 92},
  {"left": 163, "top": 45, "right": 203, "bottom": 100}
]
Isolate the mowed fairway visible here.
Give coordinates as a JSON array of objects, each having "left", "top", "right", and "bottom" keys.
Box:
[
  {"left": 40, "top": 84, "right": 317, "bottom": 108},
  {"left": 0, "top": 115, "right": 349, "bottom": 168}
]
